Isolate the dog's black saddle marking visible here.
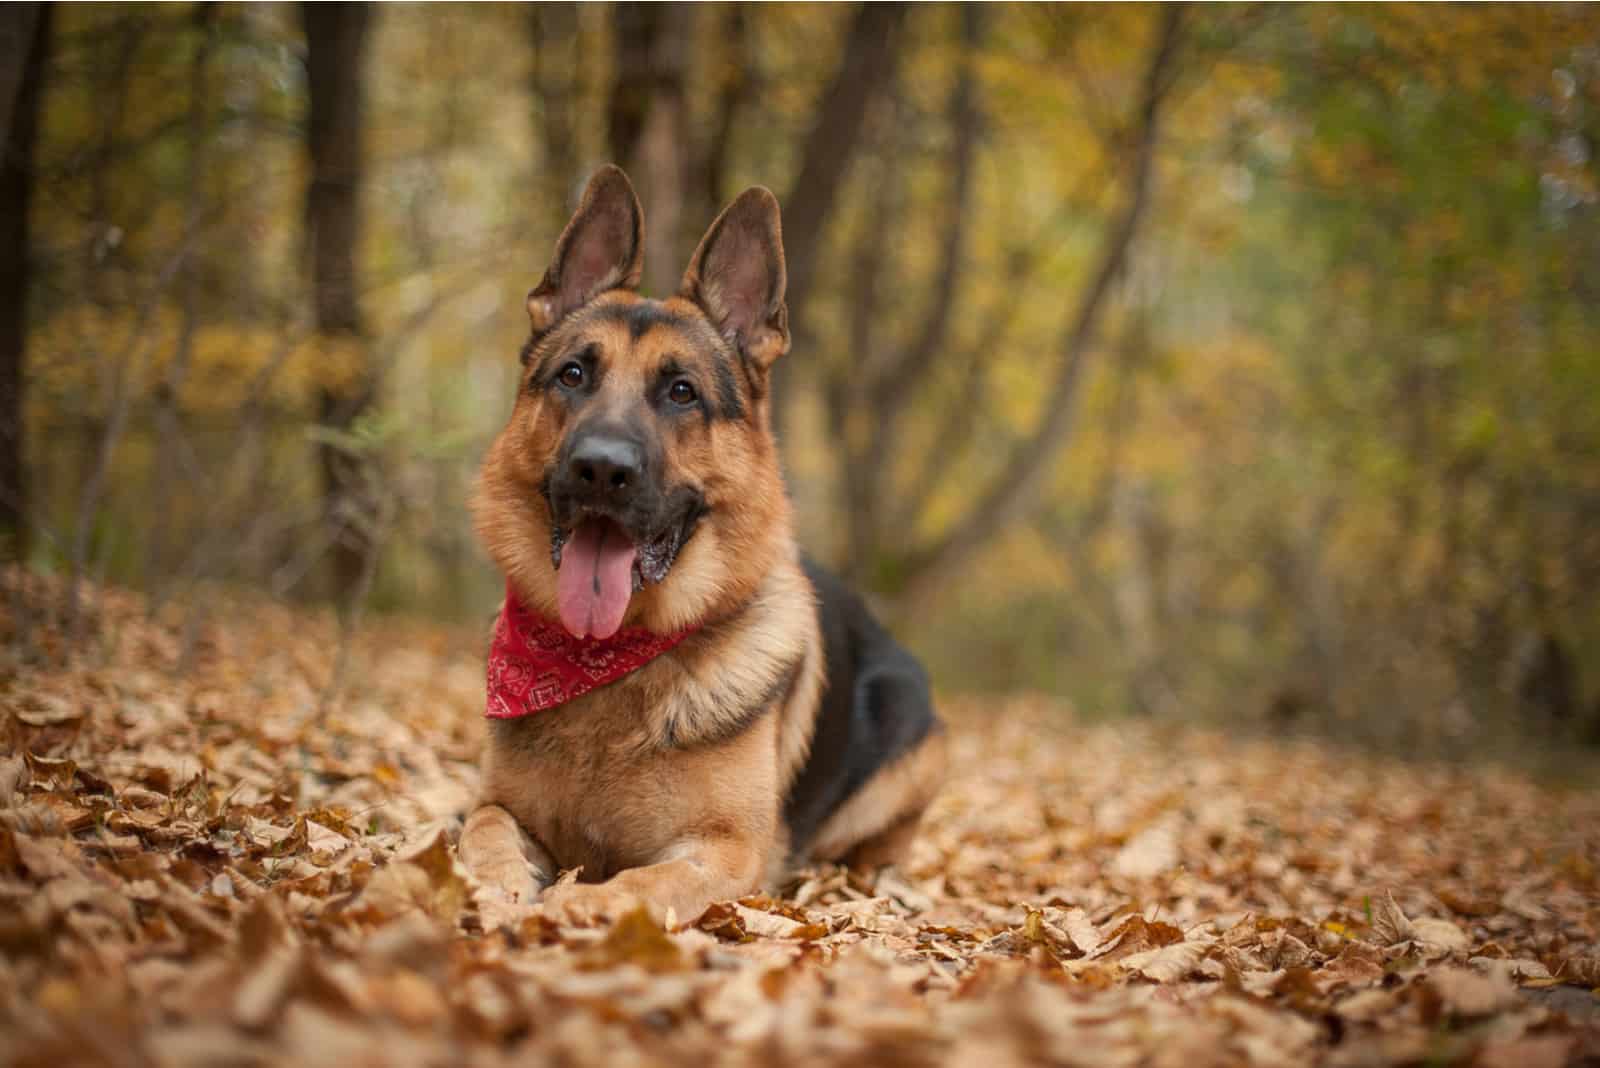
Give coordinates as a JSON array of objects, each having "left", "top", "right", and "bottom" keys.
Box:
[{"left": 782, "top": 557, "right": 939, "bottom": 857}]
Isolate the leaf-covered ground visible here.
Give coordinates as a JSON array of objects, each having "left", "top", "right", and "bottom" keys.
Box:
[{"left": 3, "top": 571, "right": 1598, "bottom": 1067}]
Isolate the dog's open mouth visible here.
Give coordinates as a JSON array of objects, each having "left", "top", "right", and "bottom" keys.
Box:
[{"left": 549, "top": 503, "right": 703, "bottom": 640}]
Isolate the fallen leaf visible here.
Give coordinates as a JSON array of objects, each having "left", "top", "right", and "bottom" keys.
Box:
[
  {"left": 1369, "top": 890, "right": 1415, "bottom": 946},
  {"left": 1111, "top": 822, "right": 1179, "bottom": 879},
  {"left": 1120, "top": 939, "right": 1211, "bottom": 983},
  {"left": 1426, "top": 965, "right": 1519, "bottom": 1017}
]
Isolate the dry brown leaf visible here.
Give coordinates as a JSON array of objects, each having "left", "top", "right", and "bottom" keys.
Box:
[
  {"left": 1336, "top": 988, "right": 1401, "bottom": 1021},
  {"left": 581, "top": 906, "right": 687, "bottom": 973},
  {"left": 1412, "top": 916, "right": 1470, "bottom": 956},
  {"left": 0, "top": 756, "right": 26, "bottom": 802},
  {"left": 1427, "top": 965, "right": 1519, "bottom": 1017},
  {"left": 1556, "top": 955, "right": 1600, "bottom": 987},
  {"left": 232, "top": 946, "right": 300, "bottom": 1030},
  {"left": 1369, "top": 890, "right": 1416, "bottom": 946},
  {"left": 1474, "top": 1035, "right": 1576, "bottom": 1068},
  {"left": 1119, "top": 939, "right": 1212, "bottom": 983},
  {"left": 1052, "top": 906, "right": 1103, "bottom": 957},
  {"left": 1111, "top": 821, "right": 1179, "bottom": 879},
  {"left": 304, "top": 819, "right": 351, "bottom": 858},
  {"left": 5, "top": 575, "right": 1598, "bottom": 1068}
]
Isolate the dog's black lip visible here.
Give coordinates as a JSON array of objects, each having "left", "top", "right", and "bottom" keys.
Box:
[{"left": 546, "top": 496, "right": 707, "bottom": 589}]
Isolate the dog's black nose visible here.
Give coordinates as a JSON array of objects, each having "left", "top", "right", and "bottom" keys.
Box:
[{"left": 566, "top": 431, "right": 645, "bottom": 500}]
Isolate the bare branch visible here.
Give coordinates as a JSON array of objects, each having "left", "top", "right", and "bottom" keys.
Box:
[
  {"left": 303, "top": 2, "right": 376, "bottom": 605},
  {"left": 609, "top": 3, "right": 693, "bottom": 294},
  {"left": 0, "top": 4, "right": 48, "bottom": 562},
  {"left": 833, "top": 95, "right": 906, "bottom": 576},
  {"left": 888, "top": 134, "right": 1135, "bottom": 544},
  {"left": 145, "top": 3, "right": 217, "bottom": 589},
  {"left": 771, "top": 3, "right": 907, "bottom": 432},
  {"left": 0, "top": 5, "right": 40, "bottom": 150},
  {"left": 895, "top": 5, "right": 1186, "bottom": 606},
  {"left": 530, "top": 2, "right": 579, "bottom": 210},
  {"left": 692, "top": 4, "right": 751, "bottom": 230},
  {"left": 862, "top": 3, "right": 986, "bottom": 395}
]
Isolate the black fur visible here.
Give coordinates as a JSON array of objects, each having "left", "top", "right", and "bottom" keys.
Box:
[
  {"left": 591, "top": 299, "right": 688, "bottom": 340},
  {"left": 783, "top": 558, "right": 940, "bottom": 857},
  {"left": 708, "top": 352, "right": 746, "bottom": 421}
]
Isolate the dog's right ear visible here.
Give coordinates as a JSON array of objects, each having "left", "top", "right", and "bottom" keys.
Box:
[
  {"left": 526, "top": 166, "right": 644, "bottom": 338},
  {"left": 679, "top": 186, "right": 789, "bottom": 378}
]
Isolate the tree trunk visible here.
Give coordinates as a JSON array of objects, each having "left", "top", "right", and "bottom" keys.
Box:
[
  {"left": 835, "top": 94, "right": 906, "bottom": 582},
  {"left": 894, "top": 6, "right": 1186, "bottom": 610},
  {"left": 608, "top": 3, "right": 691, "bottom": 297},
  {"left": 530, "top": 1, "right": 579, "bottom": 212},
  {"left": 842, "top": 3, "right": 985, "bottom": 584},
  {"left": 0, "top": 4, "right": 40, "bottom": 150},
  {"left": 770, "top": 2, "right": 907, "bottom": 436},
  {"left": 0, "top": 3, "right": 48, "bottom": 562},
  {"left": 302, "top": 3, "right": 375, "bottom": 604},
  {"left": 691, "top": 4, "right": 749, "bottom": 229},
  {"left": 146, "top": 3, "right": 216, "bottom": 586}
]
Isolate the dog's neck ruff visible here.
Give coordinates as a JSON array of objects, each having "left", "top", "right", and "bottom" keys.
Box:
[{"left": 485, "top": 582, "right": 698, "bottom": 719}]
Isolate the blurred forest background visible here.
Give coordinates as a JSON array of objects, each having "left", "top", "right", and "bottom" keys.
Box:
[{"left": 3, "top": 3, "right": 1599, "bottom": 750}]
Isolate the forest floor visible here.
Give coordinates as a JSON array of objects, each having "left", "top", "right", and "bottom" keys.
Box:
[{"left": 2, "top": 570, "right": 1598, "bottom": 1067}]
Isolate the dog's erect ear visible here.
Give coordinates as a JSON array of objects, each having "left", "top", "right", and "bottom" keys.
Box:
[
  {"left": 527, "top": 166, "right": 644, "bottom": 335},
  {"left": 680, "top": 187, "right": 789, "bottom": 376}
]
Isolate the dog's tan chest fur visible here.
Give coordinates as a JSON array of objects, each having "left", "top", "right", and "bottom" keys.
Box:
[
  {"left": 479, "top": 558, "right": 822, "bottom": 882},
  {"left": 483, "top": 703, "right": 781, "bottom": 880}
]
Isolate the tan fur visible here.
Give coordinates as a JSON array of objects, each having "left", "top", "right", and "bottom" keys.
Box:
[
  {"left": 459, "top": 168, "right": 939, "bottom": 927},
  {"left": 807, "top": 728, "right": 947, "bottom": 868}
]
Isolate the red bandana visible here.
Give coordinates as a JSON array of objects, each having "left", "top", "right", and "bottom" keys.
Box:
[{"left": 485, "top": 583, "right": 697, "bottom": 719}]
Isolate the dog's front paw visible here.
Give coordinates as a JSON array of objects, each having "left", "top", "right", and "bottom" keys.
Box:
[
  {"left": 474, "top": 880, "right": 538, "bottom": 932},
  {"left": 537, "top": 882, "right": 658, "bottom": 927},
  {"left": 467, "top": 857, "right": 541, "bottom": 928}
]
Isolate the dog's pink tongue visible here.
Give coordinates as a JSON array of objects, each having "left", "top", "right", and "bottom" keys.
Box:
[{"left": 556, "top": 519, "right": 637, "bottom": 639}]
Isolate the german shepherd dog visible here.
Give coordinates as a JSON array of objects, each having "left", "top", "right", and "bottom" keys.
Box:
[{"left": 459, "top": 167, "right": 945, "bottom": 926}]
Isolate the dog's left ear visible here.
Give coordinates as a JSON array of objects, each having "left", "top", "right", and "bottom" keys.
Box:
[{"left": 680, "top": 187, "right": 789, "bottom": 375}]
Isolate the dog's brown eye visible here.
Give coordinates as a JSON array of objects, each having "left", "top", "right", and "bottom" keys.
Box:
[
  {"left": 558, "top": 362, "right": 585, "bottom": 389},
  {"left": 669, "top": 379, "right": 697, "bottom": 406}
]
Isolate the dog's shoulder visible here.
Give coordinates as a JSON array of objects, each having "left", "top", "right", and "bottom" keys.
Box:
[{"left": 651, "top": 556, "right": 819, "bottom": 752}]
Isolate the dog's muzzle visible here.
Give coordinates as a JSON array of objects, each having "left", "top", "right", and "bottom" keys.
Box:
[{"left": 542, "top": 425, "right": 706, "bottom": 639}]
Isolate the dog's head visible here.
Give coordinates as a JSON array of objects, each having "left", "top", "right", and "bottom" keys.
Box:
[{"left": 474, "top": 166, "right": 794, "bottom": 639}]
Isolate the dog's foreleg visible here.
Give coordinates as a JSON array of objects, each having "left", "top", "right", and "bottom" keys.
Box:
[
  {"left": 539, "top": 835, "right": 764, "bottom": 927},
  {"left": 459, "top": 803, "right": 555, "bottom": 925}
]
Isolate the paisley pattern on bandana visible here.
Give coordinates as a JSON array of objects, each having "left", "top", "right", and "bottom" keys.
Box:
[{"left": 484, "top": 583, "right": 697, "bottom": 718}]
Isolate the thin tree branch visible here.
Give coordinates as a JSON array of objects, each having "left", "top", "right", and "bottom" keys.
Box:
[
  {"left": 771, "top": 2, "right": 907, "bottom": 430},
  {"left": 693, "top": 4, "right": 750, "bottom": 229},
  {"left": 887, "top": 141, "right": 1133, "bottom": 543},
  {"left": 0, "top": 5, "right": 40, "bottom": 151},
  {"left": 862, "top": 3, "right": 986, "bottom": 395},
  {"left": 530, "top": 1, "right": 579, "bottom": 210},
  {"left": 145, "top": 3, "right": 216, "bottom": 590},
  {"left": 843, "top": 4, "right": 986, "bottom": 578},
  {"left": 895, "top": 5, "right": 1186, "bottom": 606},
  {"left": 833, "top": 94, "right": 905, "bottom": 577}
]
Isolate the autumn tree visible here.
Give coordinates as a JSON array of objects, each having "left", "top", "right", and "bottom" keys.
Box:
[
  {"left": 0, "top": 4, "right": 48, "bottom": 561},
  {"left": 770, "top": 3, "right": 907, "bottom": 431},
  {"left": 302, "top": 3, "right": 376, "bottom": 604},
  {"left": 12, "top": 3, "right": 1600, "bottom": 736},
  {"left": 525, "top": 3, "right": 581, "bottom": 223},
  {"left": 608, "top": 4, "right": 692, "bottom": 297},
  {"left": 803, "top": 5, "right": 1187, "bottom": 610}
]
